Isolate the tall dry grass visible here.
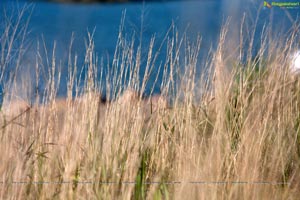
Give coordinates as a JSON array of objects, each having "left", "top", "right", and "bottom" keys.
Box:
[{"left": 0, "top": 7, "right": 300, "bottom": 200}]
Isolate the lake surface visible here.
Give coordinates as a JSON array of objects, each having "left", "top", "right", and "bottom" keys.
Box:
[{"left": 0, "top": 0, "right": 299, "bottom": 99}]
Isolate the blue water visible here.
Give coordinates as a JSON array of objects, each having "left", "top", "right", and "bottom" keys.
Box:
[{"left": 0, "top": 0, "right": 300, "bottom": 100}]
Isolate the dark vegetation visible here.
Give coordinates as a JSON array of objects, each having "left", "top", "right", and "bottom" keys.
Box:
[{"left": 49, "top": 0, "right": 174, "bottom": 3}]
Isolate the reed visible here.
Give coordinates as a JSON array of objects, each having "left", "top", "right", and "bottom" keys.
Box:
[{"left": 0, "top": 7, "right": 299, "bottom": 200}]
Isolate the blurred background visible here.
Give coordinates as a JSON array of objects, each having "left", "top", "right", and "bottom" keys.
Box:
[{"left": 0, "top": 0, "right": 299, "bottom": 99}]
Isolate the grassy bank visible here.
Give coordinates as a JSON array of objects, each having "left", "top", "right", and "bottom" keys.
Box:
[{"left": 0, "top": 7, "right": 300, "bottom": 199}]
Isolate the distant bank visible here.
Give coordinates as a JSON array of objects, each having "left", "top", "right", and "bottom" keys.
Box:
[{"left": 49, "top": 0, "right": 177, "bottom": 2}]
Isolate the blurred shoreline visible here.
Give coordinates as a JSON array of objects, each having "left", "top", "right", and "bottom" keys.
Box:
[{"left": 41, "top": 0, "right": 182, "bottom": 3}]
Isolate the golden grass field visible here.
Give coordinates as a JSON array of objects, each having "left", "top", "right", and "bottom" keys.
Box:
[{"left": 0, "top": 7, "right": 300, "bottom": 199}]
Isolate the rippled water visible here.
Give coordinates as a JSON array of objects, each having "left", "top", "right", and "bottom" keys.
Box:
[{"left": 0, "top": 0, "right": 299, "bottom": 99}]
